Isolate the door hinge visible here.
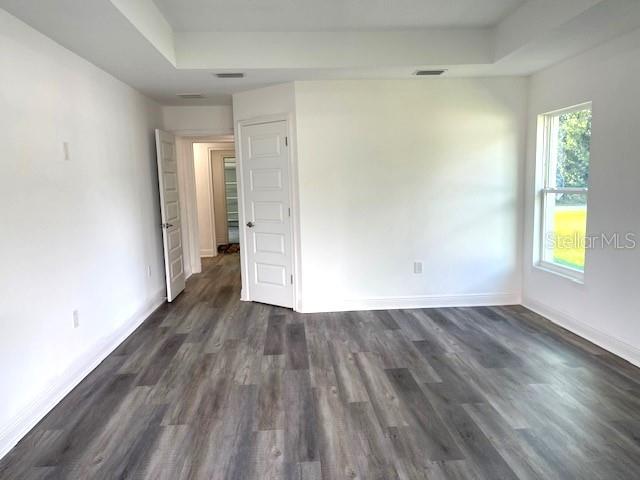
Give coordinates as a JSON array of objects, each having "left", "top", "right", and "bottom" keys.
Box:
[
  {"left": 290, "top": 274, "right": 294, "bottom": 284},
  {"left": 288, "top": 207, "right": 291, "bottom": 217},
  {"left": 285, "top": 136, "right": 288, "bottom": 147}
]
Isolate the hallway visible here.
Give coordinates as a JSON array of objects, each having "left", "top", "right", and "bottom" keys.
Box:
[{"left": 2, "top": 253, "right": 640, "bottom": 479}]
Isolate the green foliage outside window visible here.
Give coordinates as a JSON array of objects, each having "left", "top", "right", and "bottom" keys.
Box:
[
  {"left": 550, "top": 108, "right": 591, "bottom": 270},
  {"left": 556, "top": 109, "right": 591, "bottom": 205}
]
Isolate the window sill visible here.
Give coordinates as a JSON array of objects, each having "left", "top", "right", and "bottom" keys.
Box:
[{"left": 534, "top": 262, "right": 584, "bottom": 284}]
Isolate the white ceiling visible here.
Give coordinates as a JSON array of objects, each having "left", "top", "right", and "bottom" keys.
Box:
[
  {"left": 152, "top": 0, "right": 526, "bottom": 31},
  {"left": 2, "top": 0, "right": 640, "bottom": 105}
]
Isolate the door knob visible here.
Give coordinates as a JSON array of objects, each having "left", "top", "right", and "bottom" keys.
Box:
[{"left": 246, "top": 221, "right": 255, "bottom": 228}]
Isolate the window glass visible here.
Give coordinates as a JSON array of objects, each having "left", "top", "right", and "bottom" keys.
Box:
[{"left": 539, "top": 105, "right": 592, "bottom": 275}]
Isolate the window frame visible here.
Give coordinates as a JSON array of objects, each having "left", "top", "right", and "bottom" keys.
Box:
[{"left": 535, "top": 102, "right": 592, "bottom": 283}]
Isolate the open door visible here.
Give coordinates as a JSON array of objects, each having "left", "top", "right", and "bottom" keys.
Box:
[
  {"left": 239, "top": 120, "right": 294, "bottom": 308},
  {"left": 155, "top": 129, "right": 185, "bottom": 302}
]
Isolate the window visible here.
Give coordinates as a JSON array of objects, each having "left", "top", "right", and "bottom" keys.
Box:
[{"left": 537, "top": 103, "right": 592, "bottom": 279}]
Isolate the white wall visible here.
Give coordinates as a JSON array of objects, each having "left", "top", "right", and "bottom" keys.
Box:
[
  {"left": 232, "top": 83, "right": 296, "bottom": 122},
  {"left": 523, "top": 28, "right": 640, "bottom": 366},
  {"left": 177, "top": 29, "right": 491, "bottom": 69},
  {"left": 162, "top": 105, "right": 233, "bottom": 135},
  {"left": 0, "top": 10, "right": 165, "bottom": 456},
  {"left": 232, "top": 80, "right": 526, "bottom": 312},
  {"left": 232, "top": 83, "right": 299, "bottom": 302},
  {"left": 294, "top": 79, "right": 527, "bottom": 312}
]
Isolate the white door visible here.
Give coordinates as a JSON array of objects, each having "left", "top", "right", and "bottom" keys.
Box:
[
  {"left": 155, "top": 129, "right": 186, "bottom": 302},
  {"left": 240, "top": 120, "right": 293, "bottom": 308}
]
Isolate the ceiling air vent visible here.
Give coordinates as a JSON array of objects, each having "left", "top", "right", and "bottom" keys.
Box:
[
  {"left": 177, "top": 93, "right": 205, "bottom": 99},
  {"left": 215, "top": 72, "right": 245, "bottom": 79},
  {"left": 414, "top": 70, "right": 447, "bottom": 76}
]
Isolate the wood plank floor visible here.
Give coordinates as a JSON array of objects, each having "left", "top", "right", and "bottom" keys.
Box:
[{"left": 2, "top": 253, "right": 640, "bottom": 479}]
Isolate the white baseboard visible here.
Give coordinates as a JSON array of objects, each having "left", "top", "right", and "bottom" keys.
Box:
[
  {"left": 0, "top": 289, "right": 166, "bottom": 461},
  {"left": 200, "top": 249, "right": 215, "bottom": 257},
  {"left": 523, "top": 297, "right": 640, "bottom": 368},
  {"left": 298, "top": 292, "right": 521, "bottom": 313}
]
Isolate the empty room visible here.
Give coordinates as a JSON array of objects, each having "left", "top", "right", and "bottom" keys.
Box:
[{"left": 1, "top": 0, "right": 640, "bottom": 479}]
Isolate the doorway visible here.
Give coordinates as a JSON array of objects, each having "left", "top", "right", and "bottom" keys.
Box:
[
  {"left": 193, "top": 143, "right": 238, "bottom": 260},
  {"left": 208, "top": 149, "right": 239, "bottom": 253},
  {"left": 237, "top": 119, "right": 294, "bottom": 308}
]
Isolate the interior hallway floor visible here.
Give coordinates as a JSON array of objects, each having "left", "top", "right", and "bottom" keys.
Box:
[{"left": 2, "top": 253, "right": 640, "bottom": 479}]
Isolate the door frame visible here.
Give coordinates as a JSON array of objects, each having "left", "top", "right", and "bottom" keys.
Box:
[
  {"left": 235, "top": 113, "right": 302, "bottom": 310},
  {"left": 208, "top": 149, "right": 237, "bottom": 247},
  {"left": 174, "top": 134, "right": 234, "bottom": 277}
]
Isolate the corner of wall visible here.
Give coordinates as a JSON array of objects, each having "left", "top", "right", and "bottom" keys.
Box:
[
  {"left": 523, "top": 297, "right": 640, "bottom": 368},
  {"left": 0, "top": 290, "right": 166, "bottom": 460}
]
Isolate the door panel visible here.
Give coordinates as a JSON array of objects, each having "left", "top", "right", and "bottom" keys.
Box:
[
  {"left": 254, "top": 232, "right": 285, "bottom": 255},
  {"left": 249, "top": 134, "right": 281, "bottom": 157},
  {"left": 155, "top": 129, "right": 186, "bottom": 302},
  {"left": 255, "top": 263, "right": 287, "bottom": 286},
  {"left": 250, "top": 169, "right": 283, "bottom": 190},
  {"left": 240, "top": 120, "right": 293, "bottom": 308},
  {"left": 168, "top": 229, "right": 182, "bottom": 251},
  {"left": 253, "top": 202, "right": 284, "bottom": 223}
]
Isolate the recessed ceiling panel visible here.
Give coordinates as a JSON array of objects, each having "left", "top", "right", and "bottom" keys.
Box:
[{"left": 153, "top": 0, "right": 526, "bottom": 32}]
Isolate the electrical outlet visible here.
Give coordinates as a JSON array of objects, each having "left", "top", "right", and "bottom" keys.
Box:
[
  {"left": 413, "top": 261, "right": 423, "bottom": 274},
  {"left": 146, "top": 265, "right": 152, "bottom": 278},
  {"left": 73, "top": 310, "right": 80, "bottom": 328}
]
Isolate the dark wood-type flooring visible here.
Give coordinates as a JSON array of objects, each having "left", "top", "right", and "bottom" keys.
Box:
[{"left": 2, "top": 253, "right": 640, "bottom": 479}]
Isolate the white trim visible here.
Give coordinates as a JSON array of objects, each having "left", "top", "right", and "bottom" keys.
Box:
[
  {"left": 205, "top": 148, "right": 218, "bottom": 253},
  {"left": 175, "top": 137, "right": 194, "bottom": 278},
  {"left": 200, "top": 248, "right": 215, "bottom": 257},
  {"left": 235, "top": 113, "right": 301, "bottom": 310},
  {"left": 0, "top": 289, "right": 166, "bottom": 461},
  {"left": 169, "top": 129, "right": 233, "bottom": 138},
  {"left": 208, "top": 149, "right": 237, "bottom": 247},
  {"left": 298, "top": 292, "right": 520, "bottom": 314},
  {"left": 534, "top": 261, "right": 584, "bottom": 283},
  {"left": 173, "top": 134, "right": 235, "bottom": 275},
  {"left": 523, "top": 297, "right": 640, "bottom": 368},
  {"left": 541, "top": 101, "right": 592, "bottom": 117},
  {"left": 543, "top": 187, "right": 588, "bottom": 194},
  {"left": 176, "top": 138, "right": 201, "bottom": 275},
  {"left": 286, "top": 113, "right": 303, "bottom": 313},
  {"left": 235, "top": 122, "right": 249, "bottom": 302},
  {"left": 534, "top": 101, "right": 592, "bottom": 281}
]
